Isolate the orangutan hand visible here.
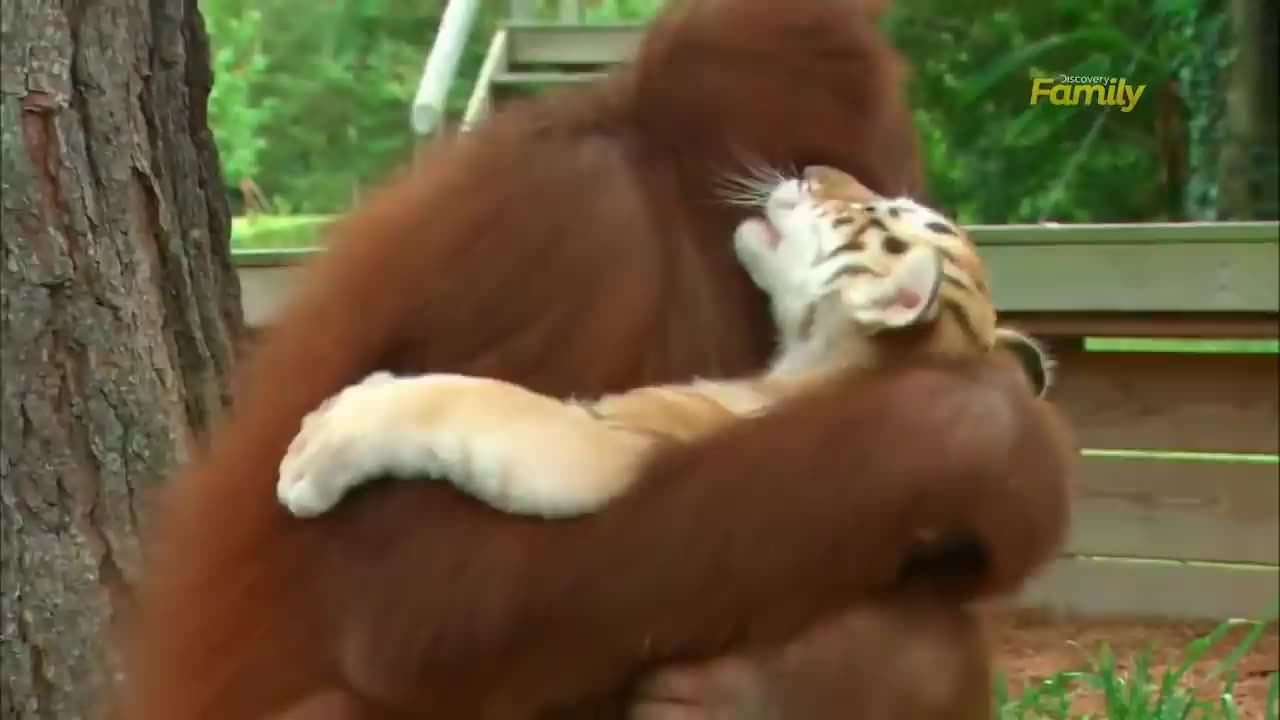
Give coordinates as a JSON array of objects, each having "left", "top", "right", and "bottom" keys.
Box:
[
  {"left": 627, "top": 655, "right": 779, "bottom": 720},
  {"left": 625, "top": 603, "right": 993, "bottom": 720}
]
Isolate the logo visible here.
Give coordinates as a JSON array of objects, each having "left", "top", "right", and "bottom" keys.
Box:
[{"left": 1030, "top": 75, "right": 1145, "bottom": 113}]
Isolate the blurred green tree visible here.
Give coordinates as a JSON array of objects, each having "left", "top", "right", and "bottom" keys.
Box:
[
  {"left": 204, "top": 0, "right": 1268, "bottom": 224},
  {"left": 203, "top": 0, "right": 503, "bottom": 214}
]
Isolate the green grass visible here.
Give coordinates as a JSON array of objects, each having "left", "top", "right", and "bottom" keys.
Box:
[{"left": 996, "top": 616, "right": 1278, "bottom": 719}]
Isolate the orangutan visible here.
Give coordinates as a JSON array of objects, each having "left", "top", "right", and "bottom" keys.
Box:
[{"left": 118, "top": 0, "right": 1072, "bottom": 717}]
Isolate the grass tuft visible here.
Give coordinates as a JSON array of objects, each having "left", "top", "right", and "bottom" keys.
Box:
[{"left": 995, "top": 614, "right": 1279, "bottom": 719}]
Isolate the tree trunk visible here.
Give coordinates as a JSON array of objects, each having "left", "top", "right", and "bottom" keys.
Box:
[
  {"left": 0, "top": 1, "right": 241, "bottom": 717},
  {"left": 1218, "top": 0, "right": 1279, "bottom": 219}
]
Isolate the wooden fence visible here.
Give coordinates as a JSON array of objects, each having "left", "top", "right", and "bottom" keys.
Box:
[{"left": 232, "top": 220, "right": 1280, "bottom": 621}]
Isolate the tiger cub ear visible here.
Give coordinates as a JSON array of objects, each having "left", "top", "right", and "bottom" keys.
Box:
[
  {"left": 802, "top": 165, "right": 882, "bottom": 204},
  {"left": 993, "top": 328, "right": 1055, "bottom": 398}
]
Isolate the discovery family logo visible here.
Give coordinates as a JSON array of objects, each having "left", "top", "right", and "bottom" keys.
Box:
[{"left": 1030, "top": 75, "right": 1146, "bottom": 113}]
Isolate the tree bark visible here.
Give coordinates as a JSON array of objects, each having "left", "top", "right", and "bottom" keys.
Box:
[
  {"left": 1218, "top": 0, "right": 1279, "bottom": 219},
  {"left": 0, "top": 1, "right": 240, "bottom": 717}
]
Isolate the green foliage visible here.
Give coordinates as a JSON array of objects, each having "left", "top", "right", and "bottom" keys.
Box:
[
  {"left": 206, "top": 7, "right": 274, "bottom": 183},
  {"left": 204, "top": 0, "right": 1260, "bottom": 223},
  {"left": 203, "top": 0, "right": 504, "bottom": 214},
  {"left": 995, "top": 615, "right": 1279, "bottom": 719},
  {"left": 565, "top": 0, "right": 1241, "bottom": 223},
  {"left": 881, "top": 0, "right": 1230, "bottom": 223}
]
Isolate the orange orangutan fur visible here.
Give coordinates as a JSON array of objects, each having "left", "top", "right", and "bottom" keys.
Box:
[
  {"left": 272, "top": 166, "right": 1049, "bottom": 523},
  {"left": 117, "top": 0, "right": 1075, "bottom": 718}
]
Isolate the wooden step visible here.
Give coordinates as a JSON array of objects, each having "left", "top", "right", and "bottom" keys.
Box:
[
  {"left": 464, "top": 24, "right": 635, "bottom": 127},
  {"left": 504, "top": 22, "right": 644, "bottom": 68}
]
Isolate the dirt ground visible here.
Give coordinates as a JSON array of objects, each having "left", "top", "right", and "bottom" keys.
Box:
[{"left": 987, "top": 609, "right": 1279, "bottom": 718}]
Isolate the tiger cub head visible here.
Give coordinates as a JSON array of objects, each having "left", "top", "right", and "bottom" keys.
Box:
[{"left": 732, "top": 165, "right": 1052, "bottom": 396}]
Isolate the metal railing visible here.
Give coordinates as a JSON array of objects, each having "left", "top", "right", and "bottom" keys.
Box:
[
  {"left": 412, "top": 0, "right": 588, "bottom": 136},
  {"left": 410, "top": 0, "right": 482, "bottom": 136},
  {"left": 461, "top": 29, "right": 510, "bottom": 131}
]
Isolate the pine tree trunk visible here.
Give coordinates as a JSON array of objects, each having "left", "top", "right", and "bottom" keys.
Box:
[
  {"left": 0, "top": 1, "right": 241, "bottom": 717},
  {"left": 1218, "top": 0, "right": 1279, "bottom": 219}
]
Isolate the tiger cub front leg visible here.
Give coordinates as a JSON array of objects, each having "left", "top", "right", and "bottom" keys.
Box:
[{"left": 276, "top": 372, "right": 654, "bottom": 519}]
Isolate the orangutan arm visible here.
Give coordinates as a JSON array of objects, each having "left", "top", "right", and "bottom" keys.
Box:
[
  {"left": 273, "top": 231, "right": 948, "bottom": 525},
  {"left": 332, "top": 356, "right": 1074, "bottom": 711},
  {"left": 626, "top": 602, "right": 993, "bottom": 720}
]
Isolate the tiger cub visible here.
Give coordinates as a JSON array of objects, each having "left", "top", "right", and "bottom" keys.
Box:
[{"left": 275, "top": 165, "right": 1050, "bottom": 519}]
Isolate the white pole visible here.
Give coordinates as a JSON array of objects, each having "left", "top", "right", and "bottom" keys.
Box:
[{"left": 410, "top": 0, "right": 482, "bottom": 136}]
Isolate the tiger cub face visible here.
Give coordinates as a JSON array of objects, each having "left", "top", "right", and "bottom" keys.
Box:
[{"left": 733, "top": 165, "right": 1051, "bottom": 396}]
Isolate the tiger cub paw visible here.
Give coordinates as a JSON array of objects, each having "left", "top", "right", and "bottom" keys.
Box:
[{"left": 277, "top": 371, "right": 439, "bottom": 518}]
